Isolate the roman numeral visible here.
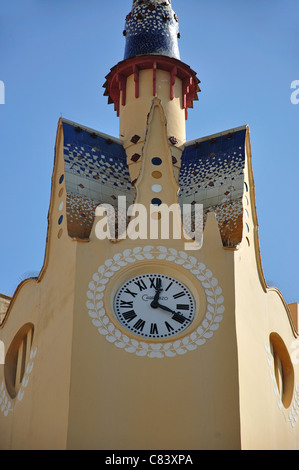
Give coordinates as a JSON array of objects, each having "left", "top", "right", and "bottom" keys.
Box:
[
  {"left": 165, "top": 282, "right": 173, "bottom": 292},
  {"left": 172, "top": 312, "right": 188, "bottom": 324},
  {"left": 176, "top": 304, "right": 189, "bottom": 311},
  {"left": 124, "top": 288, "right": 138, "bottom": 298},
  {"left": 149, "top": 277, "right": 160, "bottom": 289},
  {"left": 150, "top": 323, "right": 159, "bottom": 335},
  {"left": 120, "top": 300, "right": 134, "bottom": 309},
  {"left": 173, "top": 291, "right": 185, "bottom": 299},
  {"left": 133, "top": 318, "right": 146, "bottom": 332},
  {"left": 134, "top": 279, "right": 147, "bottom": 291},
  {"left": 122, "top": 310, "right": 137, "bottom": 322},
  {"left": 165, "top": 321, "right": 174, "bottom": 332}
]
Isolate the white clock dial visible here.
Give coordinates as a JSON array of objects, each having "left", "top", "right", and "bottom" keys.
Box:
[{"left": 114, "top": 273, "right": 195, "bottom": 339}]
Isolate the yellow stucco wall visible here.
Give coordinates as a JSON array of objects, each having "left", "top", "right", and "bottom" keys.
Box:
[
  {"left": 0, "top": 123, "right": 76, "bottom": 449},
  {"left": 233, "top": 135, "right": 299, "bottom": 449}
]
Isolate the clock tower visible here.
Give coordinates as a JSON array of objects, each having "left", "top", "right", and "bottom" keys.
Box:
[{"left": 1, "top": 0, "right": 299, "bottom": 450}]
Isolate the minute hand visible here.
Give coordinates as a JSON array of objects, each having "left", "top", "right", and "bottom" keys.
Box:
[
  {"left": 151, "top": 278, "right": 162, "bottom": 308},
  {"left": 155, "top": 303, "right": 191, "bottom": 323}
]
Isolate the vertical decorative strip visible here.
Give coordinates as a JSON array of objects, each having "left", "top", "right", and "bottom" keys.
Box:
[
  {"left": 134, "top": 65, "right": 139, "bottom": 99},
  {"left": 153, "top": 62, "right": 157, "bottom": 97},
  {"left": 170, "top": 67, "right": 177, "bottom": 100}
]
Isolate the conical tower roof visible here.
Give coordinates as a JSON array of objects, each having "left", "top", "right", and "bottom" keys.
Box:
[{"left": 123, "top": 0, "right": 180, "bottom": 60}]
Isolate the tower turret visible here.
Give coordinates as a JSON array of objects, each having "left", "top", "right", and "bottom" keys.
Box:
[{"left": 103, "top": 0, "right": 200, "bottom": 182}]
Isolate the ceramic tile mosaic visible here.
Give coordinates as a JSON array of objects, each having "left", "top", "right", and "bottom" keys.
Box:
[
  {"left": 62, "top": 119, "right": 135, "bottom": 238},
  {"left": 179, "top": 127, "right": 247, "bottom": 246},
  {"left": 124, "top": 0, "right": 180, "bottom": 60},
  {"left": 66, "top": 193, "right": 99, "bottom": 239}
]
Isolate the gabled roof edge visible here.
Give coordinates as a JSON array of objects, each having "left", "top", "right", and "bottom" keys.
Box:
[
  {"left": 184, "top": 124, "right": 248, "bottom": 148},
  {"left": 61, "top": 118, "right": 122, "bottom": 145}
]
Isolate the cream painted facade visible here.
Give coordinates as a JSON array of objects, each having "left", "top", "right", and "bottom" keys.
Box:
[{"left": 1, "top": 2, "right": 299, "bottom": 451}]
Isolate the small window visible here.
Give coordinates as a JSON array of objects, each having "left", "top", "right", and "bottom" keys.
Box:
[
  {"left": 270, "top": 332, "right": 294, "bottom": 408},
  {"left": 5, "top": 324, "right": 34, "bottom": 399}
]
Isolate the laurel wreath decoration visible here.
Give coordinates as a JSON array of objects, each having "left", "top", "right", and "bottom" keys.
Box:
[{"left": 86, "top": 246, "right": 225, "bottom": 359}]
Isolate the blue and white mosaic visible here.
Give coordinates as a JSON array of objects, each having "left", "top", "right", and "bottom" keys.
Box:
[
  {"left": 179, "top": 152, "right": 245, "bottom": 198},
  {"left": 124, "top": 0, "right": 180, "bottom": 60},
  {"left": 179, "top": 129, "right": 246, "bottom": 204},
  {"left": 64, "top": 142, "right": 132, "bottom": 195},
  {"left": 63, "top": 121, "right": 133, "bottom": 198},
  {"left": 178, "top": 127, "right": 247, "bottom": 246},
  {"left": 62, "top": 120, "right": 135, "bottom": 237}
]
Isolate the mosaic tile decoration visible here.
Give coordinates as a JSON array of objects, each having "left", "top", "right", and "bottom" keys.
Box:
[
  {"left": 66, "top": 193, "right": 99, "bottom": 239},
  {"left": 62, "top": 120, "right": 135, "bottom": 238},
  {"left": 61, "top": 119, "right": 247, "bottom": 246},
  {"left": 123, "top": 0, "right": 180, "bottom": 60},
  {"left": 178, "top": 127, "right": 247, "bottom": 246}
]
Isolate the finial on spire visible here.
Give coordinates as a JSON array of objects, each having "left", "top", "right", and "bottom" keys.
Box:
[{"left": 123, "top": 0, "right": 180, "bottom": 60}]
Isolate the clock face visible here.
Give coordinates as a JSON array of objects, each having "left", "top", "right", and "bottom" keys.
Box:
[{"left": 114, "top": 273, "right": 195, "bottom": 339}]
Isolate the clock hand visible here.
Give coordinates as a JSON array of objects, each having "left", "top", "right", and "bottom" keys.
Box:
[
  {"left": 154, "top": 302, "right": 191, "bottom": 323},
  {"left": 151, "top": 278, "right": 162, "bottom": 309},
  {"left": 155, "top": 303, "right": 174, "bottom": 314}
]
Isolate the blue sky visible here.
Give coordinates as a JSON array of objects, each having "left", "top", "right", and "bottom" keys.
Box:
[{"left": 0, "top": 0, "right": 298, "bottom": 304}]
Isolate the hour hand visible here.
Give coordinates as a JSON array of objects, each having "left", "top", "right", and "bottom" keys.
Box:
[{"left": 155, "top": 303, "right": 190, "bottom": 323}]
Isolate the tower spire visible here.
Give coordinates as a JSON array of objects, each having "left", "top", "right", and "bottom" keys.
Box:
[
  {"left": 124, "top": 0, "right": 180, "bottom": 60},
  {"left": 104, "top": 0, "right": 200, "bottom": 122},
  {"left": 103, "top": 0, "right": 201, "bottom": 184}
]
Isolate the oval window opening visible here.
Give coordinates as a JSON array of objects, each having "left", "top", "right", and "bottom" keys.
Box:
[
  {"left": 4, "top": 323, "right": 34, "bottom": 399},
  {"left": 269, "top": 332, "right": 294, "bottom": 408}
]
